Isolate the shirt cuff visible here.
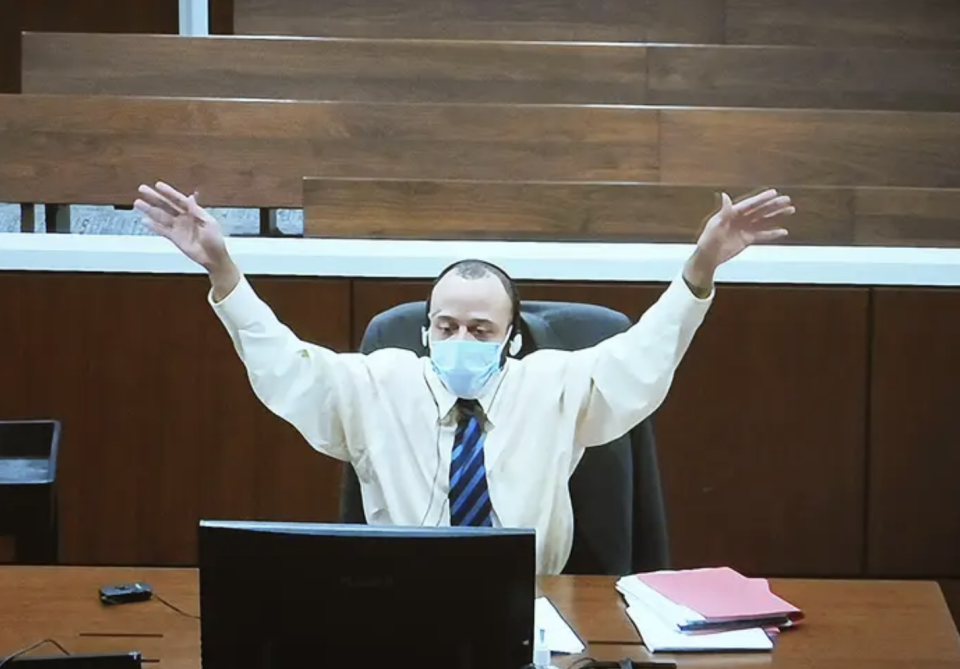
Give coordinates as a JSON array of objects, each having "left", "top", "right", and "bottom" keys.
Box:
[
  {"left": 208, "top": 275, "right": 274, "bottom": 331},
  {"left": 668, "top": 270, "right": 716, "bottom": 305}
]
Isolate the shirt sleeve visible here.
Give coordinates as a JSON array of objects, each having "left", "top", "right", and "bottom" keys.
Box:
[
  {"left": 209, "top": 275, "right": 371, "bottom": 462},
  {"left": 568, "top": 272, "right": 714, "bottom": 447}
]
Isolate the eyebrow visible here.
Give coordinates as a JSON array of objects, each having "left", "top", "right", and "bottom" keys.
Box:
[{"left": 433, "top": 315, "right": 496, "bottom": 326}]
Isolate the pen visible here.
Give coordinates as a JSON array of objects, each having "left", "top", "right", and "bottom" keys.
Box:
[{"left": 678, "top": 615, "right": 789, "bottom": 633}]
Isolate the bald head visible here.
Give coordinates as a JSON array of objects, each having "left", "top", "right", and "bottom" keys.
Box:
[{"left": 427, "top": 260, "right": 517, "bottom": 344}]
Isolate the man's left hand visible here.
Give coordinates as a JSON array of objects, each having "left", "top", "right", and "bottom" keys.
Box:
[{"left": 683, "top": 189, "right": 796, "bottom": 296}]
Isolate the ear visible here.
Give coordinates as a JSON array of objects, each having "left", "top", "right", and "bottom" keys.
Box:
[
  {"left": 421, "top": 326, "right": 429, "bottom": 348},
  {"left": 508, "top": 332, "right": 522, "bottom": 357}
]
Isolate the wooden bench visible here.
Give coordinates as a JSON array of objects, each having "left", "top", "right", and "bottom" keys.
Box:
[
  {"left": 21, "top": 32, "right": 647, "bottom": 105},
  {"left": 646, "top": 45, "right": 960, "bottom": 112},
  {"left": 3, "top": 94, "right": 960, "bottom": 213},
  {"left": 22, "top": 32, "right": 960, "bottom": 111},
  {"left": 232, "top": 0, "right": 960, "bottom": 48},
  {"left": 231, "top": 0, "right": 724, "bottom": 43},
  {"left": 0, "top": 94, "right": 656, "bottom": 209},
  {"left": 726, "top": 0, "right": 960, "bottom": 49},
  {"left": 302, "top": 178, "right": 960, "bottom": 247},
  {"left": 658, "top": 108, "right": 960, "bottom": 188}
]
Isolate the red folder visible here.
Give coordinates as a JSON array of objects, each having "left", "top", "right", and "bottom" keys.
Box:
[{"left": 633, "top": 567, "right": 804, "bottom": 632}]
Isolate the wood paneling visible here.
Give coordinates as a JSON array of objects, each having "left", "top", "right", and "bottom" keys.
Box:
[
  {"left": 726, "top": 0, "right": 960, "bottom": 49},
  {"left": 26, "top": 33, "right": 960, "bottom": 112},
  {"left": 7, "top": 94, "right": 960, "bottom": 211},
  {"left": 855, "top": 188, "right": 960, "bottom": 248},
  {"left": 6, "top": 267, "right": 958, "bottom": 578},
  {"left": 16, "top": 0, "right": 178, "bottom": 33},
  {"left": 868, "top": 288, "right": 960, "bottom": 578},
  {"left": 0, "top": 0, "right": 178, "bottom": 94},
  {"left": 233, "top": 0, "right": 721, "bottom": 43},
  {"left": 232, "top": 0, "right": 960, "bottom": 48},
  {"left": 656, "top": 285, "right": 869, "bottom": 576},
  {"left": 208, "top": 0, "right": 235, "bottom": 35},
  {"left": 0, "top": 0, "right": 23, "bottom": 94},
  {"left": 305, "top": 178, "right": 960, "bottom": 248},
  {"left": 660, "top": 109, "right": 960, "bottom": 188},
  {"left": 352, "top": 280, "right": 869, "bottom": 576},
  {"left": 234, "top": 0, "right": 647, "bottom": 40},
  {"left": 21, "top": 33, "right": 647, "bottom": 105},
  {"left": 0, "top": 94, "right": 656, "bottom": 207},
  {"left": 0, "top": 537, "right": 13, "bottom": 563},
  {"left": 0, "top": 272, "right": 350, "bottom": 565},
  {"left": 303, "top": 178, "right": 854, "bottom": 244},
  {"left": 647, "top": 45, "right": 960, "bottom": 111},
  {"left": 645, "top": 0, "right": 724, "bottom": 44}
]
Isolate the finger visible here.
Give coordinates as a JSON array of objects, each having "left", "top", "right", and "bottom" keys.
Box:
[
  {"left": 156, "top": 181, "right": 193, "bottom": 210},
  {"left": 133, "top": 198, "right": 174, "bottom": 226},
  {"left": 749, "top": 205, "right": 797, "bottom": 225},
  {"left": 720, "top": 191, "right": 733, "bottom": 212},
  {"left": 137, "top": 184, "right": 182, "bottom": 218},
  {"left": 187, "top": 192, "right": 218, "bottom": 228},
  {"left": 712, "top": 192, "right": 733, "bottom": 220},
  {"left": 185, "top": 192, "right": 205, "bottom": 223},
  {"left": 761, "top": 205, "right": 796, "bottom": 219},
  {"left": 752, "top": 228, "right": 790, "bottom": 243},
  {"left": 734, "top": 188, "right": 780, "bottom": 215},
  {"left": 746, "top": 196, "right": 794, "bottom": 221}
]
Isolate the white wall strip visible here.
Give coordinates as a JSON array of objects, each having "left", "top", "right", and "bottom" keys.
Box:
[
  {"left": 1, "top": 234, "right": 958, "bottom": 286},
  {"left": 179, "top": 0, "right": 209, "bottom": 36}
]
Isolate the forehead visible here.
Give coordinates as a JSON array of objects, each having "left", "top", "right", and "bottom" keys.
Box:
[{"left": 429, "top": 273, "right": 511, "bottom": 321}]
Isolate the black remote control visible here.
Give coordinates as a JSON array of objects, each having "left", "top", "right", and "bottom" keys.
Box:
[{"left": 99, "top": 582, "right": 153, "bottom": 605}]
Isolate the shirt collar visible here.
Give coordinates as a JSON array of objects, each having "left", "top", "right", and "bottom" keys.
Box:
[{"left": 422, "top": 357, "right": 507, "bottom": 427}]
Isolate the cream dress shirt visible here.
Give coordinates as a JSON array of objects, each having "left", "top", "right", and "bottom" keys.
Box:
[{"left": 210, "top": 272, "right": 713, "bottom": 574}]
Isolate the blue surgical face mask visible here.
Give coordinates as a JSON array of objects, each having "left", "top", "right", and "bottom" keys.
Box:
[{"left": 428, "top": 329, "right": 511, "bottom": 400}]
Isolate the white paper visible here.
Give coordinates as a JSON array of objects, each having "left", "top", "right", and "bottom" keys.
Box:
[
  {"left": 624, "top": 601, "right": 773, "bottom": 653},
  {"left": 616, "top": 576, "right": 705, "bottom": 629},
  {"left": 534, "top": 597, "right": 585, "bottom": 654}
]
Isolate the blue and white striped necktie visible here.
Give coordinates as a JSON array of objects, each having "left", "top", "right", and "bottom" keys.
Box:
[{"left": 448, "top": 399, "right": 493, "bottom": 527}]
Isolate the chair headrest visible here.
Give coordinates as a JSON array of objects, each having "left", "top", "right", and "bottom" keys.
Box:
[{"left": 361, "top": 301, "right": 633, "bottom": 356}]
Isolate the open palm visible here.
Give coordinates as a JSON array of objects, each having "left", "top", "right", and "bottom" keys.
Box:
[
  {"left": 696, "top": 189, "right": 795, "bottom": 267},
  {"left": 134, "top": 182, "right": 227, "bottom": 270}
]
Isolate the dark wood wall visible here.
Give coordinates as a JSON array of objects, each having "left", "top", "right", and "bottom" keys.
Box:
[
  {"left": 0, "top": 271, "right": 956, "bottom": 588},
  {"left": 0, "top": 0, "right": 179, "bottom": 94}
]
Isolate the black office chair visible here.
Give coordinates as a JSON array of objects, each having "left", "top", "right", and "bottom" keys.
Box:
[
  {"left": 0, "top": 419, "right": 61, "bottom": 564},
  {"left": 339, "top": 301, "right": 671, "bottom": 576}
]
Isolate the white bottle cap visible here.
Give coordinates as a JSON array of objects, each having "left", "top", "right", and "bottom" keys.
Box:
[{"left": 533, "top": 627, "right": 550, "bottom": 668}]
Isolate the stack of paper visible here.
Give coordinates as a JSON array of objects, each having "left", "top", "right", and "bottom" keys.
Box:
[
  {"left": 534, "top": 597, "right": 586, "bottom": 654},
  {"left": 615, "top": 567, "right": 803, "bottom": 653}
]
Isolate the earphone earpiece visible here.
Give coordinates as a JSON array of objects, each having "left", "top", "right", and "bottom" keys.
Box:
[
  {"left": 421, "top": 326, "right": 429, "bottom": 348},
  {"left": 508, "top": 332, "right": 522, "bottom": 357}
]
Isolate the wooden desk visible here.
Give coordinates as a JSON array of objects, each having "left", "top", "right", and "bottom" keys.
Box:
[{"left": 1, "top": 567, "right": 958, "bottom": 669}]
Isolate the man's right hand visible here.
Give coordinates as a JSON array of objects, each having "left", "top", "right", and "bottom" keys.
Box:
[{"left": 134, "top": 182, "right": 240, "bottom": 300}]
